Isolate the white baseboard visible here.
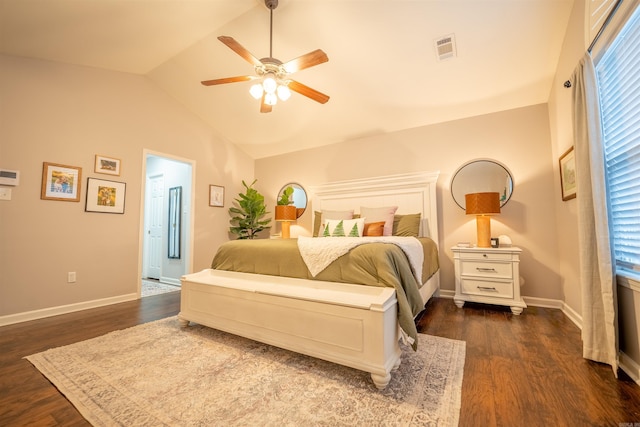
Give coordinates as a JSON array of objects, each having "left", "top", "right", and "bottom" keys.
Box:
[
  {"left": 620, "top": 351, "right": 640, "bottom": 385},
  {"left": 0, "top": 293, "right": 138, "bottom": 327},
  {"left": 437, "top": 289, "right": 455, "bottom": 299},
  {"left": 559, "top": 301, "right": 583, "bottom": 329},
  {"left": 522, "top": 295, "right": 563, "bottom": 309},
  {"left": 619, "top": 351, "right": 640, "bottom": 385},
  {"left": 160, "top": 276, "right": 181, "bottom": 286}
]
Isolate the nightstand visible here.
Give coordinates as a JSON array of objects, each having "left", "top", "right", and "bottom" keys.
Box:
[{"left": 451, "top": 246, "right": 526, "bottom": 315}]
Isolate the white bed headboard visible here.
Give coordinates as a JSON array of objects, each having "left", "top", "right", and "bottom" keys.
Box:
[{"left": 309, "top": 171, "right": 440, "bottom": 244}]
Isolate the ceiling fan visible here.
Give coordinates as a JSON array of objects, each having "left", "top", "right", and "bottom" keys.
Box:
[{"left": 200, "top": 0, "right": 329, "bottom": 113}]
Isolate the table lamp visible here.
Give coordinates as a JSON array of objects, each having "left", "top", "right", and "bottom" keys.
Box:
[
  {"left": 275, "top": 205, "right": 297, "bottom": 239},
  {"left": 465, "top": 192, "right": 500, "bottom": 248}
]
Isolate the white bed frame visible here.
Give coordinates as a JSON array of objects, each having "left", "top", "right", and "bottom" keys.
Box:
[
  {"left": 179, "top": 171, "right": 440, "bottom": 389},
  {"left": 310, "top": 171, "right": 441, "bottom": 304}
]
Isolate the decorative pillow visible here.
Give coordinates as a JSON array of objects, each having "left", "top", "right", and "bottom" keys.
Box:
[
  {"left": 363, "top": 221, "right": 385, "bottom": 237},
  {"left": 393, "top": 213, "right": 421, "bottom": 237},
  {"left": 313, "top": 209, "right": 354, "bottom": 237},
  {"left": 360, "top": 206, "right": 398, "bottom": 236},
  {"left": 321, "top": 218, "right": 365, "bottom": 237},
  {"left": 313, "top": 211, "right": 322, "bottom": 236}
]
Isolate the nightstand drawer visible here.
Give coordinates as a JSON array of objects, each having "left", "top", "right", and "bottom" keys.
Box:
[
  {"left": 460, "top": 278, "right": 514, "bottom": 299},
  {"left": 460, "top": 261, "right": 513, "bottom": 279},
  {"left": 458, "top": 251, "right": 513, "bottom": 261}
]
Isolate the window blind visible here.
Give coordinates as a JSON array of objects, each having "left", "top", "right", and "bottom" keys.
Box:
[{"left": 595, "top": 5, "right": 640, "bottom": 271}]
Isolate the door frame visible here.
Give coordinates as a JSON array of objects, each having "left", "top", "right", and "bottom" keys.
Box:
[{"left": 138, "top": 149, "right": 196, "bottom": 296}]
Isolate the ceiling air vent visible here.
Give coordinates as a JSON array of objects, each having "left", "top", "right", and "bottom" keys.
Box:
[{"left": 435, "top": 34, "right": 457, "bottom": 61}]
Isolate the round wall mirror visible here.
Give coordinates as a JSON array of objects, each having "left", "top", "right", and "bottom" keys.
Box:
[
  {"left": 278, "top": 183, "right": 308, "bottom": 218},
  {"left": 451, "top": 159, "right": 514, "bottom": 210}
]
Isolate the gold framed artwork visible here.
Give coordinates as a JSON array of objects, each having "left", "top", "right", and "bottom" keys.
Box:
[
  {"left": 40, "top": 162, "right": 82, "bottom": 202},
  {"left": 559, "top": 146, "right": 577, "bottom": 201},
  {"left": 94, "top": 155, "right": 121, "bottom": 176},
  {"left": 209, "top": 185, "right": 224, "bottom": 207},
  {"left": 85, "top": 177, "right": 126, "bottom": 214}
]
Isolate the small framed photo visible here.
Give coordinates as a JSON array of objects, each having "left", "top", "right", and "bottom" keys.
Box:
[
  {"left": 41, "top": 162, "right": 82, "bottom": 202},
  {"left": 559, "top": 146, "right": 577, "bottom": 201},
  {"left": 94, "top": 155, "right": 121, "bottom": 176},
  {"left": 85, "top": 177, "right": 126, "bottom": 214},
  {"left": 209, "top": 185, "right": 224, "bottom": 207}
]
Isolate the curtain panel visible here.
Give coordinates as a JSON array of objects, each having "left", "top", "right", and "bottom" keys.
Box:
[{"left": 571, "top": 54, "right": 618, "bottom": 377}]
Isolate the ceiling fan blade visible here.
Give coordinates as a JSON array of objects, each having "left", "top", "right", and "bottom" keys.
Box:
[
  {"left": 282, "top": 49, "right": 329, "bottom": 74},
  {"left": 218, "top": 36, "right": 263, "bottom": 67},
  {"left": 260, "top": 94, "right": 272, "bottom": 113},
  {"left": 201, "top": 76, "right": 257, "bottom": 86},
  {"left": 288, "top": 80, "right": 330, "bottom": 104}
]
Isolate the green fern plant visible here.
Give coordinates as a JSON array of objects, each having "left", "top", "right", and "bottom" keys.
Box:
[{"left": 228, "top": 179, "right": 271, "bottom": 239}]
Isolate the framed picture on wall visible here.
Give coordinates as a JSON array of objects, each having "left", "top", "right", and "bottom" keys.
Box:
[
  {"left": 85, "top": 177, "right": 126, "bottom": 214},
  {"left": 559, "top": 146, "right": 577, "bottom": 201},
  {"left": 209, "top": 185, "right": 224, "bottom": 207},
  {"left": 94, "top": 155, "right": 121, "bottom": 176},
  {"left": 40, "top": 162, "right": 82, "bottom": 202}
]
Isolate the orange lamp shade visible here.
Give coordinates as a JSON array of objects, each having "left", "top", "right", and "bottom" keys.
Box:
[
  {"left": 465, "top": 192, "right": 500, "bottom": 248},
  {"left": 465, "top": 192, "right": 501, "bottom": 215}
]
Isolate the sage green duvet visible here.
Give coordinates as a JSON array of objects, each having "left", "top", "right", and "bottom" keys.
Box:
[{"left": 210, "top": 238, "right": 439, "bottom": 348}]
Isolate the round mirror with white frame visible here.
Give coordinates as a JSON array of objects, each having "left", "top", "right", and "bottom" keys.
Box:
[
  {"left": 451, "top": 159, "right": 514, "bottom": 210},
  {"left": 278, "top": 182, "right": 308, "bottom": 218}
]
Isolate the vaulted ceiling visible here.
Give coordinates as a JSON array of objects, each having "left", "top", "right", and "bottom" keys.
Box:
[{"left": 0, "top": 0, "right": 575, "bottom": 158}]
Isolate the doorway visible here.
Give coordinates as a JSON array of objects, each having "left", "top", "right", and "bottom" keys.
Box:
[{"left": 140, "top": 151, "right": 194, "bottom": 296}]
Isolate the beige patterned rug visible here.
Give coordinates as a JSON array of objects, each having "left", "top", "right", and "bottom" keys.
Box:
[{"left": 26, "top": 316, "right": 465, "bottom": 426}]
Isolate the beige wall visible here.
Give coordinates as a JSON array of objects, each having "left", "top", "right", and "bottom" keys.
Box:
[
  {"left": 547, "top": 0, "right": 586, "bottom": 318},
  {"left": 0, "top": 55, "right": 254, "bottom": 318},
  {"left": 256, "top": 104, "right": 563, "bottom": 301}
]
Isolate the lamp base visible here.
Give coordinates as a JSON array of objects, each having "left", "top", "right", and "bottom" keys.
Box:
[
  {"left": 476, "top": 215, "right": 491, "bottom": 248},
  {"left": 281, "top": 221, "right": 291, "bottom": 239}
]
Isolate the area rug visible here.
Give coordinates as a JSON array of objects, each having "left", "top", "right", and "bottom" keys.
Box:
[
  {"left": 141, "top": 280, "right": 180, "bottom": 297},
  {"left": 26, "top": 317, "right": 465, "bottom": 426}
]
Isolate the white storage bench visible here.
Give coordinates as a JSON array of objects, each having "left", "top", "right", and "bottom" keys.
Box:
[{"left": 178, "top": 269, "right": 402, "bottom": 389}]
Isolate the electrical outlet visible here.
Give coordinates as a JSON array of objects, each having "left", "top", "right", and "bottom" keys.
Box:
[{"left": 68, "top": 272, "right": 76, "bottom": 283}]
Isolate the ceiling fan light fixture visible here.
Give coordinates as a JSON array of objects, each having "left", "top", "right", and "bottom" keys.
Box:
[
  {"left": 201, "top": 0, "right": 329, "bottom": 112},
  {"left": 249, "top": 83, "right": 264, "bottom": 99},
  {"left": 263, "top": 74, "right": 277, "bottom": 93},
  {"left": 277, "top": 84, "right": 291, "bottom": 101},
  {"left": 265, "top": 92, "right": 278, "bottom": 106}
]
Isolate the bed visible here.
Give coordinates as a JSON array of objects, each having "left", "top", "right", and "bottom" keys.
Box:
[{"left": 179, "top": 171, "right": 440, "bottom": 389}]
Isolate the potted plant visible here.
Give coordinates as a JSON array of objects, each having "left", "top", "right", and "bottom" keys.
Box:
[
  {"left": 229, "top": 179, "right": 271, "bottom": 239},
  {"left": 275, "top": 186, "right": 297, "bottom": 238}
]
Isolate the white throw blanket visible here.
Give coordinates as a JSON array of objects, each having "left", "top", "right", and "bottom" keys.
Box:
[{"left": 297, "top": 236, "right": 423, "bottom": 283}]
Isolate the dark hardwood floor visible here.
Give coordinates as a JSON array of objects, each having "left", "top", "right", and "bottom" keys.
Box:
[
  {"left": 1, "top": 293, "right": 638, "bottom": 426},
  {"left": 417, "top": 298, "right": 640, "bottom": 427},
  {"left": 0, "top": 292, "right": 181, "bottom": 427}
]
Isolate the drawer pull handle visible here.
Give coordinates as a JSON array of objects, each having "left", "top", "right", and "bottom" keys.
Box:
[
  {"left": 476, "top": 267, "right": 497, "bottom": 272},
  {"left": 477, "top": 286, "right": 498, "bottom": 291}
]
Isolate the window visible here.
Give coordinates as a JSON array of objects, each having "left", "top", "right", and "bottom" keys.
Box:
[{"left": 595, "top": 4, "right": 640, "bottom": 279}]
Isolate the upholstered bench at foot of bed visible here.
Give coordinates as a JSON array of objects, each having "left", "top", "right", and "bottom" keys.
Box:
[{"left": 178, "top": 268, "right": 402, "bottom": 390}]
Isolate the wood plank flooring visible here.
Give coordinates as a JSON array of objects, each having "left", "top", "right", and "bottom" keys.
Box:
[
  {"left": 1, "top": 293, "right": 639, "bottom": 426},
  {"left": 417, "top": 298, "right": 640, "bottom": 426}
]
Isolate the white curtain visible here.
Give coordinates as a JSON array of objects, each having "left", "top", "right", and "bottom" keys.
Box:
[{"left": 571, "top": 54, "right": 618, "bottom": 376}]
